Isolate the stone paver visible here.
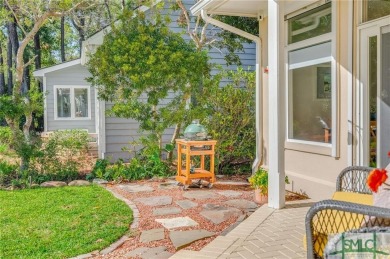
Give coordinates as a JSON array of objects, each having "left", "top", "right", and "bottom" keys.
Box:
[
  {"left": 126, "top": 246, "right": 172, "bottom": 259},
  {"left": 169, "top": 230, "right": 215, "bottom": 249},
  {"left": 223, "top": 199, "right": 258, "bottom": 210},
  {"left": 175, "top": 200, "right": 198, "bottom": 209},
  {"left": 119, "top": 184, "right": 154, "bottom": 193},
  {"left": 68, "top": 180, "right": 90, "bottom": 186},
  {"left": 183, "top": 190, "right": 218, "bottom": 200},
  {"left": 135, "top": 196, "right": 172, "bottom": 206},
  {"left": 156, "top": 216, "right": 198, "bottom": 229},
  {"left": 217, "top": 190, "right": 242, "bottom": 198},
  {"left": 93, "top": 178, "right": 108, "bottom": 184},
  {"left": 153, "top": 207, "right": 182, "bottom": 216},
  {"left": 40, "top": 181, "right": 67, "bottom": 187},
  {"left": 159, "top": 181, "right": 180, "bottom": 190},
  {"left": 200, "top": 204, "right": 242, "bottom": 224},
  {"left": 139, "top": 228, "right": 165, "bottom": 243}
]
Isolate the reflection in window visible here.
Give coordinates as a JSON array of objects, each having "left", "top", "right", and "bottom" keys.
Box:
[
  {"left": 75, "top": 88, "right": 88, "bottom": 117},
  {"left": 363, "top": 0, "right": 390, "bottom": 22},
  {"left": 55, "top": 87, "right": 89, "bottom": 119},
  {"left": 288, "top": 3, "right": 332, "bottom": 44},
  {"left": 57, "top": 88, "right": 71, "bottom": 118},
  {"left": 289, "top": 62, "right": 332, "bottom": 143}
]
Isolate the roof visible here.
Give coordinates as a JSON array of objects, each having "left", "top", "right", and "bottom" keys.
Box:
[{"left": 33, "top": 59, "right": 81, "bottom": 78}]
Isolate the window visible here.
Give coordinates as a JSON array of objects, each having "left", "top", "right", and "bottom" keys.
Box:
[
  {"left": 362, "top": 0, "right": 390, "bottom": 22},
  {"left": 54, "top": 86, "right": 90, "bottom": 120},
  {"left": 287, "top": 2, "right": 333, "bottom": 145},
  {"left": 288, "top": 2, "right": 332, "bottom": 44}
]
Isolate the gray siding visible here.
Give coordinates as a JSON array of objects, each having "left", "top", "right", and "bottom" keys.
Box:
[{"left": 45, "top": 64, "right": 96, "bottom": 133}]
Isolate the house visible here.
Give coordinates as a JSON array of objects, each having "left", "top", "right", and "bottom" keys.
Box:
[
  {"left": 191, "top": 0, "right": 390, "bottom": 207},
  {"left": 33, "top": 0, "right": 256, "bottom": 162}
]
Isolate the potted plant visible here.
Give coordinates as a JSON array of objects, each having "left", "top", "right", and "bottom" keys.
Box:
[{"left": 249, "top": 168, "right": 290, "bottom": 204}]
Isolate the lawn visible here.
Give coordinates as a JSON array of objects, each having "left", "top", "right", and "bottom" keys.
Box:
[{"left": 0, "top": 185, "right": 133, "bottom": 258}]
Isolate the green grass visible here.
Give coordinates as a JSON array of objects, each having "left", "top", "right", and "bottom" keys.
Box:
[{"left": 0, "top": 185, "right": 133, "bottom": 259}]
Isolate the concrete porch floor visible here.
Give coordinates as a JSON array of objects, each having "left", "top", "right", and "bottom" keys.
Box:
[{"left": 170, "top": 200, "right": 315, "bottom": 259}]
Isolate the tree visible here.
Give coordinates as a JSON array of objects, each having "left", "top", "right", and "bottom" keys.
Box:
[
  {"left": 87, "top": 11, "right": 209, "bottom": 159},
  {"left": 0, "top": 0, "right": 99, "bottom": 170}
]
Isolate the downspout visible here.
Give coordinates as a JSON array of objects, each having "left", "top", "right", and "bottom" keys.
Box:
[{"left": 201, "top": 10, "right": 263, "bottom": 173}]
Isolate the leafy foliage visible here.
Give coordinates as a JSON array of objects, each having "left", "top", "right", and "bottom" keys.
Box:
[
  {"left": 249, "top": 168, "right": 290, "bottom": 195},
  {"left": 196, "top": 68, "right": 256, "bottom": 174},
  {"left": 28, "top": 129, "right": 90, "bottom": 183},
  {"left": 87, "top": 10, "right": 209, "bottom": 156},
  {"left": 0, "top": 161, "right": 19, "bottom": 186}
]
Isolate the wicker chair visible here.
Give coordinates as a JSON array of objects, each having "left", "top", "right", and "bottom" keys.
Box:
[{"left": 305, "top": 166, "right": 390, "bottom": 258}]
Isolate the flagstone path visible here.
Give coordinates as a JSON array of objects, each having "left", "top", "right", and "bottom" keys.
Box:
[{"left": 92, "top": 178, "right": 260, "bottom": 259}]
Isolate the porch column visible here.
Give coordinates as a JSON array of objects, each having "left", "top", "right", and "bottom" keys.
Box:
[{"left": 268, "top": 0, "right": 285, "bottom": 209}]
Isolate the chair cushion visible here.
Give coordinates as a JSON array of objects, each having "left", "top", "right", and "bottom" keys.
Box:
[
  {"left": 305, "top": 192, "right": 373, "bottom": 257},
  {"left": 332, "top": 191, "right": 373, "bottom": 205}
]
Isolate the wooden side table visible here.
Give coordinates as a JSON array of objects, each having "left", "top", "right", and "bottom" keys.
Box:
[{"left": 175, "top": 139, "right": 217, "bottom": 186}]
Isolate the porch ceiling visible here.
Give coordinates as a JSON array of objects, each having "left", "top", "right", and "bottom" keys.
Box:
[{"left": 191, "top": 0, "right": 268, "bottom": 18}]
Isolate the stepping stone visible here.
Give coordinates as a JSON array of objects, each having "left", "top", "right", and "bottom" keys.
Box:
[
  {"left": 92, "top": 178, "right": 108, "bottom": 184},
  {"left": 175, "top": 200, "right": 198, "bottom": 209},
  {"left": 153, "top": 207, "right": 182, "bottom": 216},
  {"left": 119, "top": 184, "right": 154, "bottom": 193},
  {"left": 217, "top": 190, "right": 242, "bottom": 198},
  {"left": 200, "top": 204, "right": 242, "bottom": 224},
  {"left": 155, "top": 217, "right": 198, "bottom": 229},
  {"left": 125, "top": 246, "right": 171, "bottom": 259},
  {"left": 139, "top": 228, "right": 165, "bottom": 243},
  {"left": 40, "top": 181, "right": 67, "bottom": 188},
  {"left": 183, "top": 190, "right": 218, "bottom": 200},
  {"left": 68, "top": 180, "right": 90, "bottom": 186},
  {"left": 223, "top": 199, "right": 258, "bottom": 210},
  {"left": 135, "top": 196, "right": 172, "bottom": 206},
  {"left": 169, "top": 230, "right": 215, "bottom": 250},
  {"left": 159, "top": 181, "right": 180, "bottom": 190}
]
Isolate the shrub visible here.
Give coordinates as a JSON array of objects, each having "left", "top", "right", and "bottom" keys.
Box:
[
  {"left": 196, "top": 68, "right": 256, "bottom": 174},
  {"left": 29, "top": 130, "right": 90, "bottom": 183},
  {"left": 0, "top": 161, "right": 19, "bottom": 186}
]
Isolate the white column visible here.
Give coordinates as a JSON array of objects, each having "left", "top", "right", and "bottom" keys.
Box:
[{"left": 268, "top": 0, "right": 285, "bottom": 209}]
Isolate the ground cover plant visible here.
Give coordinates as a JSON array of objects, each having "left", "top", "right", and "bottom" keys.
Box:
[{"left": 0, "top": 185, "right": 133, "bottom": 258}]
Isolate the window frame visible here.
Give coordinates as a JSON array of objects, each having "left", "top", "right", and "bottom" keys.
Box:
[
  {"left": 53, "top": 85, "right": 91, "bottom": 120},
  {"left": 284, "top": 0, "right": 338, "bottom": 157}
]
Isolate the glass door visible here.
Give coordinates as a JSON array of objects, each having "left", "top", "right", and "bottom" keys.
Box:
[{"left": 359, "top": 21, "right": 390, "bottom": 168}]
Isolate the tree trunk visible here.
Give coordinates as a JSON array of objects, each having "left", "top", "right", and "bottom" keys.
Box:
[
  {"left": 167, "top": 123, "right": 181, "bottom": 161},
  {"left": 8, "top": 20, "right": 19, "bottom": 65},
  {"left": 34, "top": 32, "right": 42, "bottom": 91},
  {"left": 72, "top": 16, "right": 85, "bottom": 57},
  {"left": 0, "top": 44, "right": 5, "bottom": 95},
  {"left": 7, "top": 32, "right": 13, "bottom": 94},
  {"left": 104, "top": 0, "right": 112, "bottom": 20},
  {"left": 60, "top": 16, "right": 66, "bottom": 62},
  {"left": 34, "top": 32, "right": 44, "bottom": 131}
]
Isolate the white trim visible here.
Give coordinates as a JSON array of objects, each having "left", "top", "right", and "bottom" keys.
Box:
[
  {"left": 357, "top": 16, "right": 390, "bottom": 166},
  {"left": 268, "top": 0, "right": 285, "bottom": 209},
  {"left": 43, "top": 76, "right": 48, "bottom": 132},
  {"left": 285, "top": 1, "right": 337, "bottom": 155},
  {"left": 347, "top": 0, "right": 353, "bottom": 166},
  {"left": 33, "top": 59, "right": 81, "bottom": 77},
  {"left": 53, "top": 85, "right": 91, "bottom": 120},
  {"left": 98, "top": 100, "right": 106, "bottom": 159}
]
